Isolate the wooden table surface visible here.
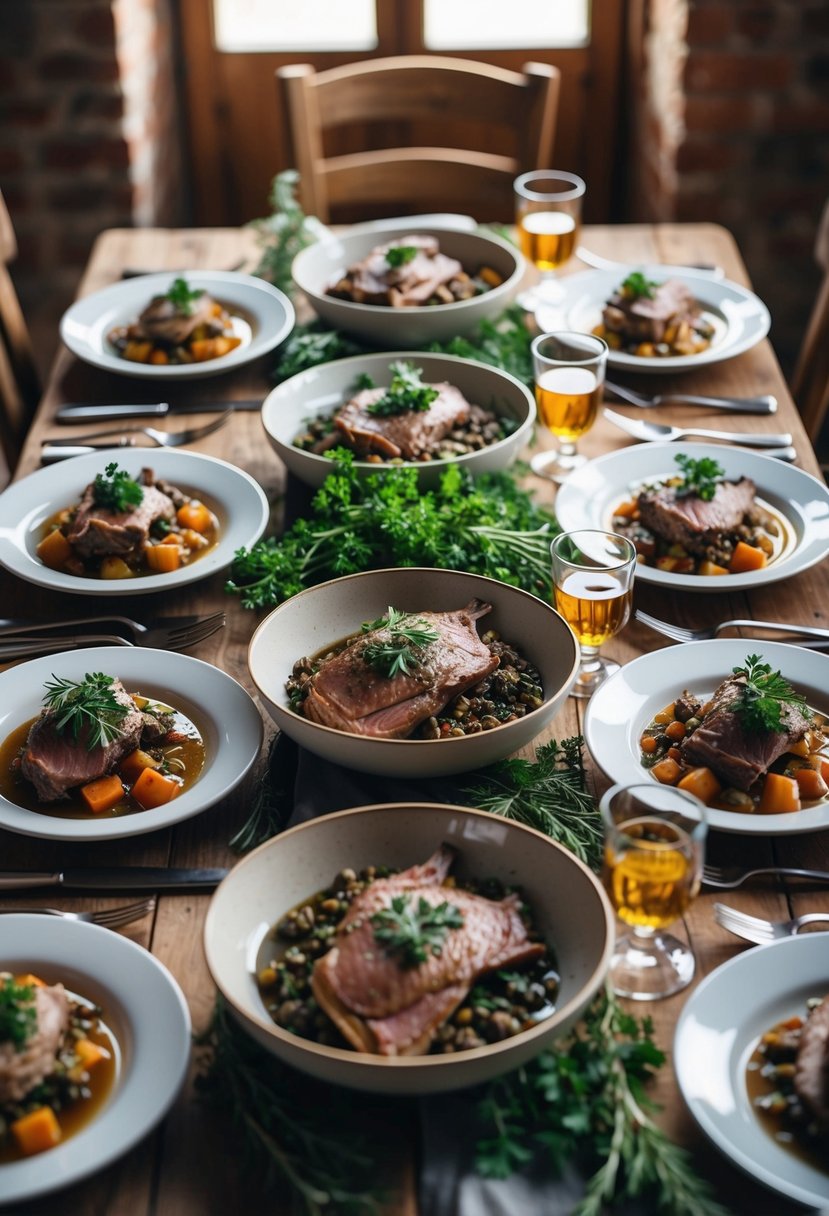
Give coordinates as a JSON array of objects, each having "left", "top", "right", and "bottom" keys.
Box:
[{"left": 2, "top": 222, "right": 828, "bottom": 1215}]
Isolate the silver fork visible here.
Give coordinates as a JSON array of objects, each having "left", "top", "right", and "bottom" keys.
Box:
[
  {"left": 41, "top": 410, "right": 232, "bottom": 458},
  {"left": 603, "top": 407, "right": 792, "bottom": 448},
  {"left": 703, "top": 863, "right": 829, "bottom": 889},
  {"left": 714, "top": 901, "right": 829, "bottom": 944},
  {"left": 634, "top": 608, "right": 829, "bottom": 648},
  {"left": 606, "top": 380, "right": 777, "bottom": 415},
  {"left": 0, "top": 897, "right": 155, "bottom": 928},
  {"left": 0, "top": 612, "right": 225, "bottom": 661}
]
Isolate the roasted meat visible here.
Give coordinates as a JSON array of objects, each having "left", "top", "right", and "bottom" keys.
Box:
[
  {"left": 328, "top": 235, "right": 465, "bottom": 307},
  {"left": 0, "top": 981, "right": 69, "bottom": 1105},
  {"left": 333, "top": 382, "right": 471, "bottom": 460},
  {"left": 637, "top": 477, "right": 756, "bottom": 558},
  {"left": 300, "top": 601, "right": 499, "bottom": 739},
  {"left": 65, "top": 469, "right": 175, "bottom": 559},
  {"left": 602, "top": 278, "right": 700, "bottom": 345},
  {"left": 311, "top": 846, "right": 545, "bottom": 1056},
  {"left": 680, "top": 673, "right": 811, "bottom": 791},
  {"left": 794, "top": 994, "right": 829, "bottom": 1132},
  {"left": 136, "top": 290, "right": 218, "bottom": 347}
]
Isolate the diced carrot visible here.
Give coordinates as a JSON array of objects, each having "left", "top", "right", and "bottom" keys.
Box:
[
  {"left": 99, "top": 555, "right": 133, "bottom": 579},
  {"left": 794, "top": 767, "right": 829, "bottom": 801},
  {"left": 656, "top": 556, "right": 679, "bottom": 572},
  {"left": 118, "top": 749, "right": 160, "bottom": 782},
  {"left": 478, "top": 265, "right": 503, "bottom": 288},
  {"left": 124, "top": 340, "right": 153, "bottom": 363},
  {"left": 14, "top": 973, "right": 46, "bottom": 988},
  {"left": 189, "top": 336, "right": 240, "bottom": 362},
  {"left": 818, "top": 758, "right": 829, "bottom": 785},
  {"left": 677, "top": 766, "right": 722, "bottom": 805},
  {"left": 653, "top": 704, "right": 676, "bottom": 725},
  {"left": 757, "top": 772, "right": 801, "bottom": 815},
  {"left": 159, "top": 533, "right": 183, "bottom": 545},
  {"left": 176, "top": 501, "right": 213, "bottom": 533},
  {"left": 613, "top": 499, "right": 639, "bottom": 519},
  {"left": 11, "top": 1106, "right": 61, "bottom": 1156},
  {"left": 652, "top": 757, "right": 682, "bottom": 785},
  {"left": 36, "top": 528, "right": 72, "bottom": 571},
  {"left": 667, "top": 746, "right": 683, "bottom": 762},
  {"left": 144, "top": 543, "right": 181, "bottom": 573},
  {"left": 697, "top": 559, "right": 729, "bottom": 577},
  {"left": 729, "top": 540, "right": 768, "bottom": 574},
  {"left": 68, "top": 1038, "right": 108, "bottom": 1081},
  {"left": 640, "top": 735, "right": 658, "bottom": 754},
  {"left": 80, "top": 774, "right": 125, "bottom": 815},
  {"left": 149, "top": 349, "right": 169, "bottom": 365},
  {"left": 664, "top": 720, "right": 686, "bottom": 742},
  {"left": 131, "top": 767, "right": 180, "bottom": 809}
]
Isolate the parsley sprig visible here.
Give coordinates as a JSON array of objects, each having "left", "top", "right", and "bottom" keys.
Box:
[
  {"left": 43, "top": 672, "right": 131, "bottom": 750},
  {"left": 371, "top": 894, "right": 464, "bottom": 968},
  {"left": 674, "top": 453, "right": 724, "bottom": 502},
  {"left": 165, "top": 276, "right": 204, "bottom": 315},
  {"left": 365, "top": 361, "right": 439, "bottom": 417},
  {"left": 92, "top": 462, "right": 144, "bottom": 513},
  {"left": 360, "top": 607, "right": 440, "bottom": 679},
  {"left": 0, "top": 977, "right": 37, "bottom": 1049},
  {"left": 621, "top": 271, "right": 658, "bottom": 299},
  {"left": 385, "top": 244, "right": 418, "bottom": 268},
  {"left": 732, "top": 654, "right": 810, "bottom": 733}
]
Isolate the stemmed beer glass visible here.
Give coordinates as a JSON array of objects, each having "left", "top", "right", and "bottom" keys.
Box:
[
  {"left": 530, "top": 331, "right": 607, "bottom": 482},
  {"left": 514, "top": 170, "right": 585, "bottom": 314}
]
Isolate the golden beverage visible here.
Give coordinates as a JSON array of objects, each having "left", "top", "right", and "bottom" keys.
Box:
[
  {"left": 603, "top": 817, "right": 695, "bottom": 929},
  {"left": 518, "top": 211, "right": 578, "bottom": 271},
  {"left": 554, "top": 568, "right": 632, "bottom": 647},
  {"left": 535, "top": 366, "right": 601, "bottom": 441}
]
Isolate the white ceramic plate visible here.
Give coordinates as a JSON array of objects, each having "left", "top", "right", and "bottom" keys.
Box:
[
  {"left": 261, "top": 351, "right": 536, "bottom": 490},
  {"left": 0, "top": 448, "right": 269, "bottom": 596},
  {"left": 556, "top": 443, "right": 829, "bottom": 593},
  {"left": 0, "top": 646, "right": 263, "bottom": 841},
  {"left": 60, "top": 271, "right": 294, "bottom": 380},
  {"left": 583, "top": 639, "right": 829, "bottom": 835},
  {"left": 675, "top": 934, "right": 829, "bottom": 1209},
  {"left": 0, "top": 914, "right": 190, "bottom": 1205},
  {"left": 560, "top": 266, "right": 770, "bottom": 373}
]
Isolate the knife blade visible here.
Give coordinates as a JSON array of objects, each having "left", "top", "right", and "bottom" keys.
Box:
[
  {"left": 0, "top": 867, "right": 229, "bottom": 891},
  {"left": 55, "top": 399, "right": 262, "bottom": 424}
]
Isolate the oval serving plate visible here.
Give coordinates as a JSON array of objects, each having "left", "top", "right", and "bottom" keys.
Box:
[
  {"left": 556, "top": 443, "right": 829, "bottom": 593},
  {"left": 0, "top": 647, "right": 263, "bottom": 841}
]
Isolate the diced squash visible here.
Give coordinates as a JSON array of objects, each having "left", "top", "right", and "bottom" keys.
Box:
[
  {"left": 118, "top": 749, "right": 160, "bottom": 782},
  {"left": 653, "top": 704, "right": 676, "bottom": 725},
  {"left": 159, "top": 533, "right": 183, "bottom": 545},
  {"left": 176, "top": 501, "right": 213, "bottom": 533},
  {"left": 757, "top": 772, "right": 801, "bottom": 815},
  {"left": 818, "top": 758, "right": 829, "bottom": 785},
  {"left": 656, "top": 556, "right": 679, "bottom": 572},
  {"left": 68, "top": 1037, "right": 108, "bottom": 1081},
  {"left": 80, "top": 774, "right": 125, "bottom": 815},
  {"left": 479, "top": 265, "right": 503, "bottom": 288},
  {"left": 180, "top": 527, "right": 209, "bottom": 550},
  {"left": 788, "top": 736, "right": 811, "bottom": 757},
  {"left": 651, "top": 757, "right": 682, "bottom": 785},
  {"left": 189, "top": 335, "right": 241, "bottom": 362},
  {"left": 664, "top": 720, "right": 687, "bottom": 742},
  {"left": 698, "top": 559, "right": 729, "bottom": 577},
  {"left": 36, "top": 528, "right": 72, "bottom": 570},
  {"left": 149, "top": 348, "right": 169, "bottom": 365},
  {"left": 144, "top": 543, "right": 181, "bottom": 573},
  {"left": 613, "top": 499, "right": 639, "bottom": 519},
  {"left": 11, "top": 1106, "right": 61, "bottom": 1156},
  {"left": 99, "top": 555, "right": 133, "bottom": 580},
  {"left": 14, "top": 973, "right": 46, "bottom": 988},
  {"left": 794, "top": 767, "right": 829, "bottom": 801},
  {"left": 124, "top": 340, "right": 153, "bottom": 364},
  {"left": 729, "top": 541, "right": 767, "bottom": 574},
  {"left": 677, "top": 766, "right": 722, "bottom": 805},
  {"left": 131, "top": 767, "right": 180, "bottom": 809},
  {"left": 640, "top": 735, "right": 658, "bottom": 754}
]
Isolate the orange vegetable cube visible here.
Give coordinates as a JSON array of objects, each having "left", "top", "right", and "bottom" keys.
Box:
[
  {"left": 677, "top": 766, "right": 722, "bottom": 805},
  {"left": 640, "top": 735, "right": 658, "bottom": 754},
  {"left": 131, "top": 767, "right": 180, "bottom": 809},
  {"left": 144, "top": 543, "right": 182, "bottom": 573},
  {"left": 11, "top": 1106, "right": 61, "bottom": 1156},
  {"left": 13, "top": 973, "right": 46, "bottom": 988},
  {"left": 664, "top": 720, "right": 687, "bottom": 742},
  {"left": 793, "top": 767, "right": 828, "bottom": 802},
  {"left": 176, "top": 501, "right": 213, "bottom": 533},
  {"left": 757, "top": 772, "right": 801, "bottom": 815},
  {"left": 80, "top": 774, "right": 125, "bottom": 815},
  {"left": 36, "top": 528, "right": 72, "bottom": 571},
  {"left": 118, "top": 749, "right": 160, "bottom": 782},
  {"left": 729, "top": 541, "right": 767, "bottom": 574},
  {"left": 697, "top": 560, "right": 729, "bottom": 577},
  {"left": 68, "top": 1038, "right": 108, "bottom": 1081},
  {"left": 651, "top": 757, "right": 682, "bottom": 785}
]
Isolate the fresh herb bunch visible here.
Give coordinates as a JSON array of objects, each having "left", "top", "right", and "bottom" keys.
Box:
[
  {"left": 365, "top": 361, "right": 439, "bottom": 416},
  {"left": 428, "top": 304, "right": 535, "bottom": 387},
  {"left": 385, "top": 244, "right": 418, "bottom": 268},
  {"left": 354, "top": 371, "right": 376, "bottom": 391},
  {"left": 674, "top": 453, "right": 724, "bottom": 502},
  {"left": 226, "top": 455, "right": 558, "bottom": 610},
  {"left": 249, "top": 169, "right": 322, "bottom": 298},
  {"left": 732, "top": 654, "right": 810, "bottom": 733},
  {"left": 0, "top": 977, "right": 36, "bottom": 1049},
  {"left": 92, "top": 462, "right": 144, "bottom": 513},
  {"left": 43, "top": 672, "right": 131, "bottom": 750},
  {"left": 621, "top": 271, "right": 658, "bottom": 300},
  {"left": 371, "top": 895, "right": 464, "bottom": 968},
  {"left": 165, "top": 276, "right": 204, "bottom": 314},
  {"left": 275, "top": 323, "right": 366, "bottom": 381},
  {"left": 360, "top": 607, "right": 440, "bottom": 679}
]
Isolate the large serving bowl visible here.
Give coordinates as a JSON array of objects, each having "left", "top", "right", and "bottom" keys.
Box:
[
  {"left": 261, "top": 350, "right": 535, "bottom": 490},
  {"left": 204, "top": 802, "right": 613, "bottom": 1095},
  {"left": 248, "top": 567, "right": 579, "bottom": 779},
  {"left": 291, "top": 224, "right": 524, "bottom": 348}
]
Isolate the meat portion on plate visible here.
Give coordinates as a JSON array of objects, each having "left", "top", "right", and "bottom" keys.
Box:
[
  {"left": 65, "top": 469, "right": 176, "bottom": 559},
  {"left": 327, "top": 235, "right": 496, "bottom": 307},
  {"left": 333, "top": 381, "right": 471, "bottom": 460},
  {"left": 637, "top": 476, "right": 757, "bottom": 559},
  {"left": 594, "top": 272, "right": 716, "bottom": 357},
  {"left": 794, "top": 993, "right": 829, "bottom": 1132},
  {"left": 0, "top": 981, "right": 69, "bottom": 1105}
]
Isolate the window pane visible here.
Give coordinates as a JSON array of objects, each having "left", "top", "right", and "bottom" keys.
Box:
[
  {"left": 213, "top": 0, "right": 377, "bottom": 53},
  {"left": 424, "top": 0, "right": 589, "bottom": 50}
]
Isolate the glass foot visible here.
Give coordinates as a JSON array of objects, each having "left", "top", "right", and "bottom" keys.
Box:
[
  {"left": 569, "top": 655, "right": 620, "bottom": 699},
  {"left": 530, "top": 448, "right": 587, "bottom": 483},
  {"left": 608, "top": 930, "right": 695, "bottom": 1000}
]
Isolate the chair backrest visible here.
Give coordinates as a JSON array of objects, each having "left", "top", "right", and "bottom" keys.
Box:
[
  {"left": 277, "top": 55, "right": 559, "bottom": 223},
  {"left": 791, "top": 198, "right": 829, "bottom": 445},
  {"left": 0, "top": 189, "right": 40, "bottom": 471}
]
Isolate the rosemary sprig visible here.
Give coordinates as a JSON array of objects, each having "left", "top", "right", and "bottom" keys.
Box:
[
  {"left": 360, "top": 607, "right": 440, "bottom": 679},
  {"left": 249, "top": 169, "right": 322, "bottom": 298},
  {"left": 674, "top": 453, "right": 724, "bottom": 502},
  {"left": 92, "top": 462, "right": 143, "bottom": 513},
  {"left": 165, "top": 276, "right": 204, "bottom": 314},
  {"left": 0, "top": 977, "right": 37, "bottom": 1049},
  {"left": 371, "top": 895, "right": 464, "bottom": 968},
  {"left": 42, "top": 672, "right": 131, "bottom": 750},
  {"left": 385, "top": 244, "right": 418, "bottom": 268},
  {"left": 365, "top": 361, "right": 439, "bottom": 417},
  {"left": 732, "top": 654, "right": 810, "bottom": 734},
  {"left": 621, "top": 271, "right": 658, "bottom": 300}
]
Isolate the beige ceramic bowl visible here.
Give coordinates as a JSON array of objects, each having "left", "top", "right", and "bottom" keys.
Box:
[
  {"left": 203, "top": 802, "right": 614, "bottom": 1095},
  {"left": 248, "top": 567, "right": 579, "bottom": 779},
  {"left": 261, "top": 351, "right": 536, "bottom": 490},
  {"left": 291, "top": 225, "right": 524, "bottom": 348}
]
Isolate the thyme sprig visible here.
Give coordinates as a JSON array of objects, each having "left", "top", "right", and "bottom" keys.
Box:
[
  {"left": 360, "top": 607, "right": 440, "bottom": 679},
  {"left": 92, "top": 462, "right": 143, "bottom": 513},
  {"left": 371, "top": 895, "right": 464, "bottom": 968},
  {"left": 364, "top": 361, "right": 439, "bottom": 416},
  {"left": 42, "top": 672, "right": 131, "bottom": 750},
  {"left": 0, "top": 977, "right": 37, "bottom": 1049},
  {"left": 732, "top": 654, "right": 810, "bottom": 733}
]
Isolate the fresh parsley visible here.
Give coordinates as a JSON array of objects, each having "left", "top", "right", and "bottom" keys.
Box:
[
  {"left": 385, "top": 244, "right": 418, "bottom": 268},
  {"left": 371, "top": 894, "right": 464, "bottom": 968},
  {"left": 165, "top": 276, "right": 204, "bottom": 315},
  {"left": 674, "top": 453, "right": 724, "bottom": 502},
  {"left": 732, "top": 654, "right": 810, "bottom": 733},
  {"left": 42, "top": 672, "right": 131, "bottom": 750},
  {"left": 0, "top": 977, "right": 37, "bottom": 1049},
  {"left": 621, "top": 270, "right": 658, "bottom": 299},
  {"left": 353, "top": 371, "right": 376, "bottom": 391},
  {"left": 364, "top": 362, "right": 439, "bottom": 416},
  {"left": 92, "top": 462, "right": 144, "bottom": 513},
  {"left": 360, "top": 607, "right": 440, "bottom": 679}
]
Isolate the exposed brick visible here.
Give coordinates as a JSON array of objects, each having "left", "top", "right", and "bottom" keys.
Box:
[
  {"left": 771, "top": 99, "right": 829, "bottom": 133},
  {"left": 685, "top": 51, "right": 794, "bottom": 92},
  {"left": 41, "top": 136, "right": 130, "bottom": 171},
  {"left": 0, "top": 98, "right": 55, "bottom": 127},
  {"left": 684, "top": 94, "right": 760, "bottom": 133},
  {"left": 735, "top": 6, "right": 779, "bottom": 42},
  {"left": 676, "top": 139, "right": 742, "bottom": 173},
  {"left": 37, "top": 53, "right": 120, "bottom": 84},
  {"left": 47, "top": 182, "right": 133, "bottom": 211},
  {"left": 70, "top": 91, "right": 125, "bottom": 121},
  {"left": 686, "top": 4, "right": 734, "bottom": 44},
  {"left": 73, "top": 6, "right": 117, "bottom": 46}
]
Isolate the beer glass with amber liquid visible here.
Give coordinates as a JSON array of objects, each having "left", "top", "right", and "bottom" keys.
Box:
[
  {"left": 600, "top": 783, "right": 707, "bottom": 1000},
  {"left": 514, "top": 170, "right": 585, "bottom": 313},
  {"left": 551, "top": 529, "right": 636, "bottom": 699},
  {"left": 531, "top": 331, "right": 607, "bottom": 481}
]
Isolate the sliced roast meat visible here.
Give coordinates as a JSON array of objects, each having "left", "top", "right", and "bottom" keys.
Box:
[
  {"left": 333, "top": 382, "right": 471, "bottom": 460},
  {"left": 301, "top": 601, "right": 500, "bottom": 739},
  {"left": 65, "top": 473, "right": 175, "bottom": 559},
  {"left": 136, "top": 289, "right": 218, "bottom": 346},
  {"left": 20, "top": 678, "right": 145, "bottom": 801},
  {"left": 329, "top": 235, "right": 465, "bottom": 307},
  {"left": 0, "top": 981, "right": 69, "bottom": 1104},
  {"left": 637, "top": 477, "right": 756, "bottom": 557},
  {"left": 602, "top": 278, "right": 700, "bottom": 344},
  {"left": 680, "top": 673, "right": 811, "bottom": 791},
  {"left": 794, "top": 994, "right": 829, "bottom": 1130},
  {"left": 674, "top": 690, "right": 703, "bottom": 723}
]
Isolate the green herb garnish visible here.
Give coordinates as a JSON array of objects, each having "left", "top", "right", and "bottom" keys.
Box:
[
  {"left": 371, "top": 894, "right": 464, "bottom": 968},
  {"left": 165, "top": 276, "right": 204, "bottom": 315},
  {"left": 353, "top": 371, "right": 376, "bottom": 391},
  {"left": 360, "top": 606, "right": 440, "bottom": 679},
  {"left": 365, "top": 361, "right": 439, "bottom": 416},
  {"left": 92, "top": 462, "right": 144, "bottom": 513},
  {"left": 42, "top": 672, "right": 131, "bottom": 750},
  {"left": 674, "top": 453, "right": 724, "bottom": 502},
  {"left": 0, "top": 977, "right": 37, "bottom": 1049},
  {"left": 385, "top": 244, "right": 418, "bottom": 268},
  {"left": 250, "top": 169, "right": 321, "bottom": 298},
  {"left": 731, "top": 654, "right": 810, "bottom": 733},
  {"left": 621, "top": 271, "right": 658, "bottom": 299}
]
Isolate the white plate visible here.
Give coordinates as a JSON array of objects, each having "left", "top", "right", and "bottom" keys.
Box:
[
  {"left": 0, "top": 914, "right": 190, "bottom": 1205},
  {"left": 556, "top": 443, "right": 829, "bottom": 593},
  {"left": 0, "top": 646, "right": 263, "bottom": 840},
  {"left": 584, "top": 639, "right": 829, "bottom": 835},
  {"left": 560, "top": 266, "right": 770, "bottom": 373},
  {"left": 0, "top": 448, "right": 269, "bottom": 595},
  {"left": 675, "top": 934, "right": 829, "bottom": 1209},
  {"left": 60, "top": 271, "right": 294, "bottom": 380}
]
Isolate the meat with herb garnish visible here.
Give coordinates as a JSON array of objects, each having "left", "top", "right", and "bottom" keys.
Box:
[
  {"left": 0, "top": 979, "right": 69, "bottom": 1105},
  {"left": 66, "top": 465, "right": 175, "bottom": 559},
  {"left": 327, "top": 235, "right": 491, "bottom": 307},
  {"left": 594, "top": 271, "right": 715, "bottom": 357},
  {"left": 332, "top": 364, "right": 471, "bottom": 460}
]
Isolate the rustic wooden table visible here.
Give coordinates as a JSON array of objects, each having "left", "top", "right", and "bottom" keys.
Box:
[{"left": 2, "top": 222, "right": 828, "bottom": 1215}]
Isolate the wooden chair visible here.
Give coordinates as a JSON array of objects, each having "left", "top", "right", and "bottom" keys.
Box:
[
  {"left": 791, "top": 198, "right": 829, "bottom": 446},
  {"left": 0, "top": 189, "right": 40, "bottom": 472},
  {"left": 277, "top": 56, "right": 559, "bottom": 223}
]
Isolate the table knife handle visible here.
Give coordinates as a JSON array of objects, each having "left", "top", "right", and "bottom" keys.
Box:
[
  {"left": 667, "top": 394, "right": 778, "bottom": 414},
  {"left": 56, "top": 403, "right": 169, "bottom": 423},
  {"left": 0, "top": 873, "right": 61, "bottom": 889}
]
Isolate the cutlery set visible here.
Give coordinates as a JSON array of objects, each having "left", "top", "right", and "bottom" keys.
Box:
[{"left": 634, "top": 608, "right": 829, "bottom": 648}]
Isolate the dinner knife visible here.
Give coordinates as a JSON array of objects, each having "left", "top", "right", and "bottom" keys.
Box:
[
  {"left": 605, "top": 381, "right": 778, "bottom": 415},
  {"left": 0, "top": 867, "right": 229, "bottom": 891},
  {"left": 55, "top": 399, "right": 262, "bottom": 424}
]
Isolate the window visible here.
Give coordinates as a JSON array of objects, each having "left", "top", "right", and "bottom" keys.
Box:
[
  {"left": 423, "top": 0, "right": 589, "bottom": 51},
  {"left": 213, "top": 0, "right": 378, "bottom": 53}
]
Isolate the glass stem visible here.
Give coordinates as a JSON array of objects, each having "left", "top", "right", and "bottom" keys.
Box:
[{"left": 579, "top": 643, "right": 601, "bottom": 675}]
